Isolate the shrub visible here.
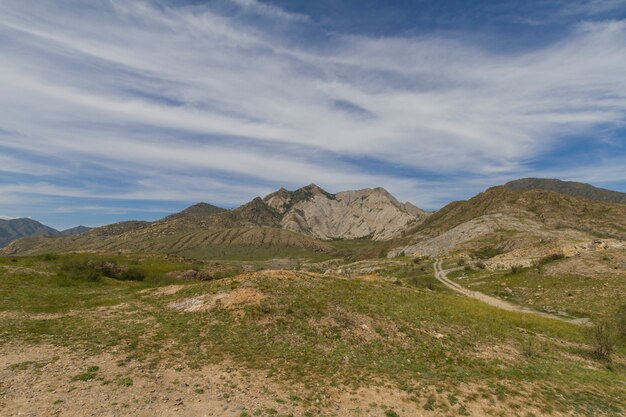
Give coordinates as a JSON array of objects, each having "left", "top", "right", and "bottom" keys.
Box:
[
  {"left": 539, "top": 253, "right": 565, "bottom": 265},
  {"left": 476, "top": 261, "right": 486, "bottom": 269},
  {"left": 586, "top": 318, "right": 620, "bottom": 361},
  {"left": 100, "top": 261, "right": 126, "bottom": 278},
  {"left": 119, "top": 266, "right": 146, "bottom": 281},
  {"left": 509, "top": 265, "right": 522, "bottom": 274},
  {"left": 457, "top": 259, "right": 466, "bottom": 266},
  {"left": 59, "top": 260, "right": 101, "bottom": 282},
  {"left": 39, "top": 253, "right": 59, "bottom": 261},
  {"left": 471, "top": 246, "right": 504, "bottom": 259}
]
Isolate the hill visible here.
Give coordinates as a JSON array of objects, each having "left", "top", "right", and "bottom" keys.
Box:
[
  {"left": 162, "top": 202, "right": 226, "bottom": 221},
  {"left": 60, "top": 225, "right": 92, "bottom": 236},
  {"left": 1, "top": 255, "right": 623, "bottom": 416},
  {"left": 504, "top": 178, "right": 626, "bottom": 204},
  {"left": 389, "top": 186, "right": 626, "bottom": 259},
  {"left": 0, "top": 199, "right": 329, "bottom": 258}
]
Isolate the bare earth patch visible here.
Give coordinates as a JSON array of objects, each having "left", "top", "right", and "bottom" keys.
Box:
[
  {"left": 0, "top": 343, "right": 562, "bottom": 417},
  {"left": 139, "top": 284, "right": 186, "bottom": 297},
  {"left": 168, "top": 288, "right": 267, "bottom": 312}
]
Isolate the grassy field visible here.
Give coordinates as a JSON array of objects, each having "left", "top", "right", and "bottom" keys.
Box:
[
  {"left": 1, "top": 254, "right": 625, "bottom": 416},
  {"left": 447, "top": 253, "right": 626, "bottom": 319}
]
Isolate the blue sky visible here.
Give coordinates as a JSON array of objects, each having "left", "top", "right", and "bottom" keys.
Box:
[{"left": 1, "top": 0, "right": 626, "bottom": 229}]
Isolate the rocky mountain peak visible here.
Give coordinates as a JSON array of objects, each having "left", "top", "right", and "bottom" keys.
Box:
[
  {"left": 260, "top": 184, "right": 426, "bottom": 241},
  {"left": 299, "top": 183, "right": 328, "bottom": 195}
]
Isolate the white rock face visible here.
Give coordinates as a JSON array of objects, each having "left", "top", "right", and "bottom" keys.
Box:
[{"left": 265, "top": 185, "right": 425, "bottom": 241}]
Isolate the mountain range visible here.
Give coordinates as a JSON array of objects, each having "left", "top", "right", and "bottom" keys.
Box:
[
  {"left": 0, "top": 218, "right": 91, "bottom": 248},
  {"left": 2, "top": 179, "right": 625, "bottom": 263},
  {"left": 0, "top": 184, "right": 423, "bottom": 256}
]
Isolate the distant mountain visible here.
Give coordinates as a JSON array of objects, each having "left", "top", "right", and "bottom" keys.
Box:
[
  {"left": 60, "top": 225, "right": 92, "bottom": 236},
  {"left": 1, "top": 185, "right": 425, "bottom": 256},
  {"left": 264, "top": 184, "right": 426, "bottom": 240},
  {"left": 0, "top": 219, "right": 92, "bottom": 248},
  {"left": 504, "top": 178, "right": 626, "bottom": 204},
  {"left": 0, "top": 218, "right": 60, "bottom": 247}
]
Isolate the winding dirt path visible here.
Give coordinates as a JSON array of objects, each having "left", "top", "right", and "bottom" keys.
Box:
[{"left": 433, "top": 260, "right": 589, "bottom": 325}]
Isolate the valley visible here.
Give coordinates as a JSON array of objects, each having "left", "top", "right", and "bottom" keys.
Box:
[{"left": 1, "top": 179, "right": 625, "bottom": 416}]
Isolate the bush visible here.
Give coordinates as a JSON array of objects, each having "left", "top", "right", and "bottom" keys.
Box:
[
  {"left": 58, "top": 260, "right": 101, "bottom": 282},
  {"left": 58, "top": 258, "right": 146, "bottom": 282},
  {"left": 587, "top": 319, "right": 620, "bottom": 361},
  {"left": 119, "top": 266, "right": 146, "bottom": 281},
  {"left": 509, "top": 265, "right": 522, "bottom": 274},
  {"left": 39, "top": 253, "right": 59, "bottom": 261},
  {"left": 539, "top": 253, "right": 565, "bottom": 265},
  {"left": 476, "top": 261, "right": 486, "bottom": 269},
  {"left": 99, "top": 261, "right": 126, "bottom": 278},
  {"left": 471, "top": 246, "right": 504, "bottom": 259}
]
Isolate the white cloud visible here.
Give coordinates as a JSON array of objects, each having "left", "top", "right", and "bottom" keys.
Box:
[{"left": 0, "top": 0, "right": 625, "bottom": 214}]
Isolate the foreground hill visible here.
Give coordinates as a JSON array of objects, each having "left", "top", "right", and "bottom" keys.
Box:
[
  {"left": 1, "top": 254, "right": 623, "bottom": 416},
  {"left": 0, "top": 218, "right": 90, "bottom": 248},
  {"left": 1, "top": 185, "right": 423, "bottom": 258},
  {"left": 505, "top": 178, "right": 626, "bottom": 204},
  {"left": 389, "top": 186, "right": 626, "bottom": 259}
]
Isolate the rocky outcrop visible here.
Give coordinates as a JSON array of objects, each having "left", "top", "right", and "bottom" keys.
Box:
[{"left": 265, "top": 184, "right": 426, "bottom": 241}]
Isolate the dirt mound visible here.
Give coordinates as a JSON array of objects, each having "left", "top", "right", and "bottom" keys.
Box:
[
  {"left": 232, "top": 269, "right": 305, "bottom": 281},
  {"left": 169, "top": 288, "right": 266, "bottom": 312}
]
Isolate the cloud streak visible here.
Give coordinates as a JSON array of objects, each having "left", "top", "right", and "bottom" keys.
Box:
[{"left": 0, "top": 0, "right": 625, "bottom": 227}]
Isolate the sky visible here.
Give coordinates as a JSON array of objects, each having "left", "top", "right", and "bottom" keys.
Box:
[{"left": 1, "top": 0, "right": 626, "bottom": 229}]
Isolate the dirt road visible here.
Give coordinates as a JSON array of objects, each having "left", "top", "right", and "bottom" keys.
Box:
[{"left": 433, "top": 260, "right": 589, "bottom": 325}]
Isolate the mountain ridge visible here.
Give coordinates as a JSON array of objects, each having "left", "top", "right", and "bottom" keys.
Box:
[
  {"left": 1, "top": 185, "right": 422, "bottom": 256},
  {"left": 504, "top": 177, "right": 626, "bottom": 204},
  {"left": 0, "top": 218, "right": 91, "bottom": 248},
  {"left": 388, "top": 185, "right": 626, "bottom": 259}
]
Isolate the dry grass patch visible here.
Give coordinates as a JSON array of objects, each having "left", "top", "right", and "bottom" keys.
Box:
[{"left": 169, "top": 287, "right": 267, "bottom": 312}]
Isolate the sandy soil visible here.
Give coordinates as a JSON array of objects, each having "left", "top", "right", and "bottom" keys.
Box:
[{"left": 1, "top": 342, "right": 533, "bottom": 417}]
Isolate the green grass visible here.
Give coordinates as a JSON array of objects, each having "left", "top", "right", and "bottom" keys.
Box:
[
  {"left": 1, "top": 254, "right": 625, "bottom": 415},
  {"left": 379, "top": 260, "right": 439, "bottom": 289},
  {"left": 448, "top": 261, "right": 625, "bottom": 319},
  {"left": 71, "top": 366, "right": 100, "bottom": 382}
]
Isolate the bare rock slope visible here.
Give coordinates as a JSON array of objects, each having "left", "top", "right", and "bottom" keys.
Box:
[{"left": 264, "top": 184, "right": 426, "bottom": 240}]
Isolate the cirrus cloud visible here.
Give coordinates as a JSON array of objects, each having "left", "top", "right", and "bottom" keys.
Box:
[{"left": 0, "top": 0, "right": 625, "bottom": 228}]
